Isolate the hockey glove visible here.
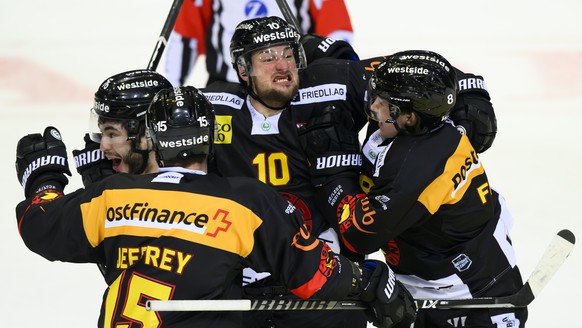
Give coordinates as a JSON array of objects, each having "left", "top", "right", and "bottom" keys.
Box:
[
  {"left": 449, "top": 95, "right": 497, "bottom": 153},
  {"left": 298, "top": 105, "right": 362, "bottom": 187},
  {"left": 359, "top": 260, "right": 417, "bottom": 328},
  {"left": 450, "top": 71, "right": 497, "bottom": 153},
  {"left": 72, "top": 133, "right": 114, "bottom": 187},
  {"left": 299, "top": 33, "right": 360, "bottom": 65},
  {"left": 16, "top": 126, "right": 72, "bottom": 198}
]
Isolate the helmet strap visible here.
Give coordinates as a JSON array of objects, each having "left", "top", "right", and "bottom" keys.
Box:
[
  {"left": 132, "top": 144, "right": 152, "bottom": 175},
  {"left": 128, "top": 129, "right": 153, "bottom": 175}
]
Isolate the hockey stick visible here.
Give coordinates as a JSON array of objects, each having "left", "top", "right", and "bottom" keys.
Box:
[
  {"left": 417, "top": 229, "right": 575, "bottom": 309},
  {"left": 146, "top": 229, "right": 575, "bottom": 311},
  {"left": 146, "top": 0, "right": 185, "bottom": 71},
  {"left": 274, "top": 0, "right": 303, "bottom": 34}
]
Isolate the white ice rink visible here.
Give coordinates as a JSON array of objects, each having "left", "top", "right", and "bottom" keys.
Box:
[{"left": 1, "top": 0, "right": 580, "bottom": 327}]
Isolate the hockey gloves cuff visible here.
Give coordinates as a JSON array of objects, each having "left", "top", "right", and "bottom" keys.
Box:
[
  {"left": 449, "top": 95, "right": 497, "bottom": 153},
  {"left": 72, "top": 133, "right": 115, "bottom": 187},
  {"left": 298, "top": 105, "right": 362, "bottom": 187},
  {"left": 299, "top": 33, "right": 359, "bottom": 65},
  {"left": 359, "top": 260, "right": 417, "bottom": 328},
  {"left": 16, "top": 126, "right": 72, "bottom": 198}
]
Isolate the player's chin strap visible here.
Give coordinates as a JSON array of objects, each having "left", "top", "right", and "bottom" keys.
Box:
[
  {"left": 128, "top": 137, "right": 152, "bottom": 175},
  {"left": 388, "top": 119, "right": 407, "bottom": 135}
]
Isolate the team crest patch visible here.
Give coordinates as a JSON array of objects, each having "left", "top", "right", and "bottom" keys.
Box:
[{"left": 452, "top": 254, "right": 472, "bottom": 272}]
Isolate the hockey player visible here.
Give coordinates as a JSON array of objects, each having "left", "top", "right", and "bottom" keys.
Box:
[
  {"left": 72, "top": 69, "right": 173, "bottom": 186},
  {"left": 165, "top": 0, "right": 354, "bottom": 86},
  {"left": 14, "top": 86, "right": 416, "bottom": 328},
  {"left": 202, "top": 16, "right": 370, "bottom": 327},
  {"left": 300, "top": 50, "right": 528, "bottom": 327},
  {"left": 298, "top": 32, "right": 497, "bottom": 154},
  {"left": 203, "top": 16, "right": 496, "bottom": 327}
]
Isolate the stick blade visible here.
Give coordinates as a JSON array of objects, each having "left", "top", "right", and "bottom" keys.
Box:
[{"left": 526, "top": 229, "right": 575, "bottom": 298}]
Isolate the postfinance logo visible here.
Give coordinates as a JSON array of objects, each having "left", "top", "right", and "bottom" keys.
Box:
[{"left": 81, "top": 189, "right": 262, "bottom": 257}]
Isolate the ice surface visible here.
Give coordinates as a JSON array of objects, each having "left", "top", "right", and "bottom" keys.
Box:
[{"left": 1, "top": 1, "right": 580, "bottom": 327}]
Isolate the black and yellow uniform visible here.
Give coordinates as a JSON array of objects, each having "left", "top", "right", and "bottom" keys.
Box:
[
  {"left": 333, "top": 122, "right": 528, "bottom": 326},
  {"left": 202, "top": 69, "right": 369, "bottom": 327},
  {"left": 16, "top": 168, "right": 355, "bottom": 328}
]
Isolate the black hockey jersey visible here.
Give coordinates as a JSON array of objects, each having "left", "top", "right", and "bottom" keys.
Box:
[
  {"left": 340, "top": 122, "right": 523, "bottom": 300},
  {"left": 15, "top": 168, "right": 353, "bottom": 327},
  {"left": 202, "top": 58, "right": 371, "bottom": 245}
]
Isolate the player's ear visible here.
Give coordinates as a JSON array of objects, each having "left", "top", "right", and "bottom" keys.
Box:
[{"left": 405, "top": 112, "right": 417, "bottom": 126}]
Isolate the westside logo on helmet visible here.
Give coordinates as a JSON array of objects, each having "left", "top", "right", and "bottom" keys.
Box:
[
  {"left": 386, "top": 66, "right": 429, "bottom": 75},
  {"left": 93, "top": 100, "right": 109, "bottom": 113},
  {"left": 398, "top": 54, "right": 452, "bottom": 72},
  {"left": 159, "top": 135, "right": 209, "bottom": 148},
  {"left": 115, "top": 79, "right": 161, "bottom": 91},
  {"left": 253, "top": 29, "right": 297, "bottom": 44}
]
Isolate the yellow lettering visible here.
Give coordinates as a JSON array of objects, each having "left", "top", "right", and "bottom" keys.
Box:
[
  {"left": 115, "top": 246, "right": 193, "bottom": 274},
  {"left": 477, "top": 182, "right": 490, "bottom": 204},
  {"left": 159, "top": 249, "right": 176, "bottom": 272},
  {"left": 143, "top": 246, "right": 160, "bottom": 266},
  {"left": 176, "top": 252, "right": 193, "bottom": 274},
  {"left": 127, "top": 248, "right": 141, "bottom": 266},
  {"left": 117, "top": 247, "right": 128, "bottom": 269}
]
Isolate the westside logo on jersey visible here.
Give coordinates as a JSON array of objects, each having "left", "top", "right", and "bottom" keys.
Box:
[
  {"left": 291, "top": 83, "right": 347, "bottom": 105},
  {"left": 204, "top": 92, "right": 244, "bottom": 109}
]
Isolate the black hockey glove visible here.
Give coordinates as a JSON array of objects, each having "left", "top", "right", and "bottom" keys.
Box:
[
  {"left": 298, "top": 105, "right": 362, "bottom": 187},
  {"left": 450, "top": 71, "right": 497, "bottom": 153},
  {"left": 16, "top": 126, "right": 72, "bottom": 198},
  {"left": 359, "top": 260, "right": 417, "bottom": 328},
  {"left": 299, "top": 33, "right": 359, "bottom": 65},
  {"left": 72, "top": 133, "right": 115, "bottom": 187}
]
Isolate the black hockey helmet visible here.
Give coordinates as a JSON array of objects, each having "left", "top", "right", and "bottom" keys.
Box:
[
  {"left": 366, "top": 50, "right": 457, "bottom": 130},
  {"left": 146, "top": 86, "right": 217, "bottom": 163},
  {"left": 91, "top": 69, "right": 172, "bottom": 141},
  {"left": 229, "top": 16, "right": 306, "bottom": 82}
]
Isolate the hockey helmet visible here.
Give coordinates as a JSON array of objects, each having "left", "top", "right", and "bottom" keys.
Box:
[
  {"left": 91, "top": 69, "right": 172, "bottom": 140},
  {"left": 146, "top": 86, "right": 217, "bottom": 162},
  {"left": 367, "top": 50, "right": 457, "bottom": 130},
  {"left": 230, "top": 16, "right": 306, "bottom": 81}
]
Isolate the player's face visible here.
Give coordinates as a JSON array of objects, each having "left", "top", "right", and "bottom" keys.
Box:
[
  {"left": 368, "top": 96, "right": 402, "bottom": 139},
  {"left": 248, "top": 45, "right": 299, "bottom": 106},
  {"left": 98, "top": 120, "right": 150, "bottom": 174}
]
